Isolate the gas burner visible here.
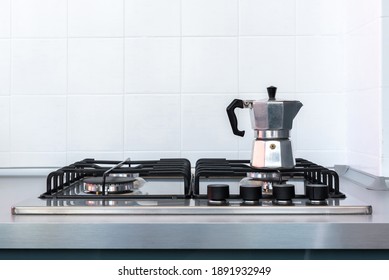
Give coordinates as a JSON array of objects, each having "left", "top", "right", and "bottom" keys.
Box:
[
  {"left": 246, "top": 172, "right": 281, "bottom": 181},
  {"left": 83, "top": 177, "right": 145, "bottom": 194}
]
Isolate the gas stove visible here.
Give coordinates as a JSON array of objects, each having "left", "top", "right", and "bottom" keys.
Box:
[{"left": 12, "top": 158, "right": 372, "bottom": 215}]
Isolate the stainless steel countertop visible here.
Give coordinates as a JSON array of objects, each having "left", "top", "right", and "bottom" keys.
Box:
[{"left": 1, "top": 172, "right": 389, "bottom": 249}]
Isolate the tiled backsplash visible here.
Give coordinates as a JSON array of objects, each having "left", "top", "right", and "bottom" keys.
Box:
[{"left": 0, "top": 0, "right": 383, "bottom": 175}]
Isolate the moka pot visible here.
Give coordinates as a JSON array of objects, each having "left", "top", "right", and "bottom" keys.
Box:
[{"left": 226, "top": 86, "right": 303, "bottom": 169}]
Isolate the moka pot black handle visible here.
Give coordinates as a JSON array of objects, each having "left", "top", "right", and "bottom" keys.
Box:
[{"left": 226, "top": 99, "right": 245, "bottom": 137}]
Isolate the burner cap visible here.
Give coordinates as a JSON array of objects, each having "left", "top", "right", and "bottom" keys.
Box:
[{"left": 83, "top": 176, "right": 143, "bottom": 194}]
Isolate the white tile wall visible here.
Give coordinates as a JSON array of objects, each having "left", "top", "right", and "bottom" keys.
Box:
[
  {"left": 294, "top": 93, "right": 346, "bottom": 151},
  {"left": 296, "top": 0, "right": 343, "bottom": 35},
  {"left": 345, "top": 0, "right": 381, "bottom": 31},
  {"left": 239, "top": 0, "right": 295, "bottom": 35},
  {"left": 347, "top": 151, "right": 380, "bottom": 176},
  {"left": 344, "top": 0, "right": 383, "bottom": 176},
  {"left": 296, "top": 36, "right": 343, "bottom": 93},
  {"left": 68, "top": 0, "right": 123, "bottom": 37},
  {"left": 68, "top": 38, "right": 123, "bottom": 94},
  {"left": 0, "top": 97, "right": 10, "bottom": 152},
  {"left": 182, "top": 38, "right": 238, "bottom": 93},
  {"left": 182, "top": 0, "right": 238, "bottom": 36},
  {"left": 181, "top": 94, "right": 238, "bottom": 151},
  {"left": 382, "top": 87, "right": 389, "bottom": 165},
  {"left": 125, "top": 38, "right": 180, "bottom": 93},
  {"left": 0, "top": 0, "right": 10, "bottom": 38},
  {"left": 384, "top": 0, "right": 389, "bottom": 16},
  {"left": 11, "top": 0, "right": 67, "bottom": 38},
  {"left": 0, "top": 153, "right": 10, "bottom": 167},
  {"left": 239, "top": 37, "right": 295, "bottom": 92},
  {"left": 11, "top": 152, "right": 66, "bottom": 167},
  {"left": 382, "top": 14, "right": 389, "bottom": 175},
  {"left": 345, "top": 20, "right": 381, "bottom": 91},
  {"left": 124, "top": 94, "right": 180, "bottom": 151},
  {"left": 346, "top": 89, "right": 380, "bottom": 156},
  {"left": 125, "top": 0, "right": 180, "bottom": 36},
  {"left": 10, "top": 95, "right": 66, "bottom": 152},
  {"left": 0, "top": 40, "right": 10, "bottom": 95},
  {"left": 12, "top": 39, "right": 67, "bottom": 94},
  {"left": 382, "top": 18, "right": 389, "bottom": 88},
  {"left": 68, "top": 95, "right": 123, "bottom": 151},
  {"left": 1, "top": 0, "right": 386, "bottom": 174},
  {"left": 124, "top": 151, "right": 181, "bottom": 160},
  {"left": 67, "top": 152, "right": 124, "bottom": 164}
]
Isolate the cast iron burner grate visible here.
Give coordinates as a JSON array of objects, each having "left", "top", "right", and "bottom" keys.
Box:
[
  {"left": 42, "top": 158, "right": 192, "bottom": 199},
  {"left": 193, "top": 158, "right": 345, "bottom": 198}
]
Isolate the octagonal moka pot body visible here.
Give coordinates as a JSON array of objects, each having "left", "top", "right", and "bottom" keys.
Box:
[{"left": 226, "top": 86, "right": 303, "bottom": 169}]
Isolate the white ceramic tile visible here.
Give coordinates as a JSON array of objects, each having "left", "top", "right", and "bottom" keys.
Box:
[
  {"left": 125, "top": 38, "right": 180, "bottom": 93},
  {"left": 125, "top": 0, "right": 180, "bottom": 36},
  {"left": 68, "top": 95, "right": 123, "bottom": 151},
  {"left": 295, "top": 93, "right": 346, "bottom": 151},
  {"left": 345, "top": 0, "right": 380, "bottom": 31},
  {"left": 0, "top": 0, "right": 10, "bottom": 38},
  {"left": 239, "top": 0, "right": 295, "bottom": 35},
  {"left": 296, "top": 0, "right": 342, "bottom": 35},
  {"left": 181, "top": 94, "right": 239, "bottom": 151},
  {"left": 182, "top": 38, "right": 238, "bottom": 93},
  {"left": 346, "top": 89, "right": 381, "bottom": 175},
  {"left": 182, "top": 0, "right": 238, "bottom": 36},
  {"left": 68, "top": 0, "right": 123, "bottom": 37},
  {"left": 239, "top": 37, "right": 295, "bottom": 93},
  {"left": 0, "top": 153, "right": 10, "bottom": 167},
  {"left": 68, "top": 39, "right": 124, "bottom": 94},
  {"left": 382, "top": 157, "right": 389, "bottom": 177},
  {"left": 124, "top": 151, "right": 181, "bottom": 160},
  {"left": 124, "top": 94, "right": 180, "bottom": 151},
  {"left": 11, "top": 95, "right": 66, "bottom": 152},
  {"left": 296, "top": 36, "right": 343, "bottom": 93},
  {"left": 382, "top": 87, "right": 389, "bottom": 159},
  {"left": 345, "top": 20, "right": 381, "bottom": 91},
  {"left": 67, "top": 152, "right": 124, "bottom": 164},
  {"left": 12, "top": 39, "right": 67, "bottom": 94},
  {"left": 10, "top": 152, "right": 66, "bottom": 167},
  {"left": 384, "top": 0, "right": 389, "bottom": 17},
  {"left": 0, "top": 97, "right": 10, "bottom": 151},
  {"left": 238, "top": 151, "right": 251, "bottom": 160},
  {"left": 347, "top": 151, "right": 380, "bottom": 176},
  {"left": 11, "top": 0, "right": 67, "bottom": 37},
  {"left": 382, "top": 18, "right": 389, "bottom": 88},
  {"left": 181, "top": 151, "right": 239, "bottom": 166},
  {"left": 345, "top": 89, "right": 380, "bottom": 156},
  {"left": 0, "top": 40, "right": 10, "bottom": 95},
  {"left": 294, "top": 150, "right": 347, "bottom": 167}
]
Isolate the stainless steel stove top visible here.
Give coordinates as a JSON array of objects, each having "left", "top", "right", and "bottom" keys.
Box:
[{"left": 12, "top": 158, "right": 372, "bottom": 216}]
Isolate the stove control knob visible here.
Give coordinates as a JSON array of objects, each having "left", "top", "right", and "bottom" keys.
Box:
[
  {"left": 273, "top": 184, "right": 295, "bottom": 201},
  {"left": 240, "top": 185, "right": 262, "bottom": 201},
  {"left": 207, "top": 184, "right": 229, "bottom": 202},
  {"left": 306, "top": 184, "right": 329, "bottom": 201}
]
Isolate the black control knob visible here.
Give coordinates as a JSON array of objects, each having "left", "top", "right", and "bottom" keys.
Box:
[
  {"left": 306, "top": 184, "right": 329, "bottom": 202},
  {"left": 267, "top": 86, "right": 277, "bottom": 100},
  {"left": 207, "top": 184, "right": 229, "bottom": 202},
  {"left": 273, "top": 183, "right": 295, "bottom": 205},
  {"left": 240, "top": 185, "right": 262, "bottom": 201}
]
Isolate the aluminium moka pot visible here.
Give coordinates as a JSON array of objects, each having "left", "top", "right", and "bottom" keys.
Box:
[{"left": 226, "top": 86, "right": 303, "bottom": 169}]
